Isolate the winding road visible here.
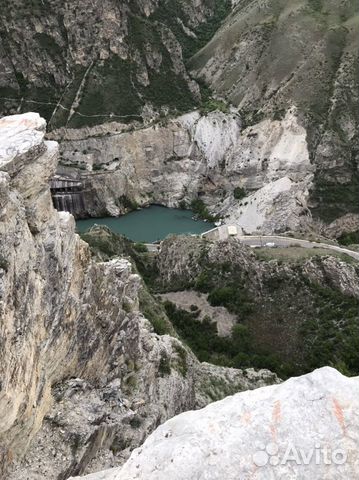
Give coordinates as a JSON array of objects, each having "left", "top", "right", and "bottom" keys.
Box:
[
  {"left": 200, "top": 225, "right": 359, "bottom": 261},
  {"left": 144, "top": 226, "right": 359, "bottom": 261}
]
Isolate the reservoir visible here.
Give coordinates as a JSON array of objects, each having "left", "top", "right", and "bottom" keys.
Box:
[{"left": 76, "top": 205, "right": 214, "bottom": 243}]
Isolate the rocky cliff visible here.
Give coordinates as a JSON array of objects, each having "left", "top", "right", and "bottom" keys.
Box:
[
  {"left": 71, "top": 367, "right": 359, "bottom": 480},
  {"left": 0, "top": 113, "right": 277, "bottom": 479},
  {"left": 190, "top": 0, "right": 359, "bottom": 224}
]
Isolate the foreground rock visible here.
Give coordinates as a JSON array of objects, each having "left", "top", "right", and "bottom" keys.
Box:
[{"left": 71, "top": 367, "right": 359, "bottom": 480}]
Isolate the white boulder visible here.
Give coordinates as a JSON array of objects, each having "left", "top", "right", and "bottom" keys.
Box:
[{"left": 72, "top": 367, "right": 359, "bottom": 480}]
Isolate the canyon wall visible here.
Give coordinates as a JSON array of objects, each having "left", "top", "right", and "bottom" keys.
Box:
[
  {"left": 51, "top": 108, "right": 313, "bottom": 234},
  {"left": 190, "top": 0, "right": 359, "bottom": 224},
  {"left": 1, "top": 0, "right": 358, "bottom": 231}
]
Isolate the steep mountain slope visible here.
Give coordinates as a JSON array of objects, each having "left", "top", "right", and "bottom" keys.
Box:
[
  {"left": 189, "top": 0, "right": 359, "bottom": 222},
  {"left": 1, "top": 0, "right": 358, "bottom": 231},
  {"left": 0, "top": 0, "right": 230, "bottom": 129}
]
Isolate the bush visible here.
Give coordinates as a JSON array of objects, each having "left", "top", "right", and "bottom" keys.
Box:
[
  {"left": 200, "top": 98, "right": 229, "bottom": 115},
  {"left": 208, "top": 286, "right": 235, "bottom": 306},
  {"left": 338, "top": 230, "right": 359, "bottom": 246},
  {"left": 133, "top": 243, "right": 148, "bottom": 253},
  {"left": 119, "top": 195, "right": 138, "bottom": 211},
  {"left": 233, "top": 187, "right": 247, "bottom": 200},
  {"left": 190, "top": 198, "right": 219, "bottom": 222}
]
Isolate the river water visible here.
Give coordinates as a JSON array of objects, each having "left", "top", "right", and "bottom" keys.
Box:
[{"left": 76, "top": 205, "right": 214, "bottom": 243}]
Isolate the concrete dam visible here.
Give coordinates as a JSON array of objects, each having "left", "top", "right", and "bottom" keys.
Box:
[{"left": 50, "top": 175, "right": 86, "bottom": 217}]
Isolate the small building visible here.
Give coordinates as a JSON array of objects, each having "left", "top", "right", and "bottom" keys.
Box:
[{"left": 227, "top": 225, "right": 238, "bottom": 236}]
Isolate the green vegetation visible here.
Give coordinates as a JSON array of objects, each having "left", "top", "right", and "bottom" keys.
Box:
[
  {"left": 172, "top": 342, "right": 188, "bottom": 377},
  {"left": 300, "top": 282, "right": 359, "bottom": 376},
  {"left": 164, "top": 301, "right": 286, "bottom": 374},
  {"left": 129, "top": 416, "right": 142, "bottom": 428},
  {"left": 155, "top": 237, "right": 359, "bottom": 378},
  {"left": 200, "top": 98, "right": 229, "bottom": 115},
  {"left": 190, "top": 198, "right": 219, "bottom": 222},
  {"left": 254, "top": 247, "right": 356, "bottom": 265},
  {"left": 308, "top": 0, "right": 323, "bottom": 13},
  {"left": 195, "top": 262, "right": 253, "bottom": 320},
  {"left": 198, "top": 79, "right": 230, "bottom": 115},
  {"left": 139, "top": 288, "right": 174, "bottom": 335},
  {"left": 68, "top": 56, "right": 143, "bottom": 128},
  {"left": 311, "top": 177, "right": 359, "bottom": 223},
  {"left": 151, "top": 0, "right": 231, "bottom": 60},
  {"left": 338, "top": 231, "right": 359, "bottom": 246},
  {"left": 233, "top": 187, "right": 247, "bottom": 200},
  {"left": 133, "top": 242, "right": 148, "bottom": 253},
  {"left": 118, "top": 195, "right": 139, "bottom": 211},
  {"left": 34, "top": 33, "right": 62, "bottom": 58}
]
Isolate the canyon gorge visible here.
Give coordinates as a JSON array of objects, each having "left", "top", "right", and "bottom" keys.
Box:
[{"left": 0, "top": 0, "right": 359, "bottom": 478}]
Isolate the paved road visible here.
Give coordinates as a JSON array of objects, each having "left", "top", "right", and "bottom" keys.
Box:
[
  {"left": 144, "top": 228, "right": 359, "bottom": 261},
  {"left": 200, "top": 225, "right": 359, "bottom": 261},
  {"left": 236, "top": 235, "right": 359, "bottom": 261},
  {"left": 144, "top": 243, "right": 161, "bottom": 253}
]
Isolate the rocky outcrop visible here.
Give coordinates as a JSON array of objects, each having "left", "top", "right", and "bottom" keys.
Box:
[
  {"left": 324, "top": 213, "right": 359, "bottom": 239},
  {"left": 70, "top": 367, "right": 359, "bottom": 480},
  {"left": 0, "top": 113, "right": 277, "bottom": 479},
  {"left": 51, "top": 108, "right": 313, "bottom": 233},
  {"left": 154, "top": 235, "right": 359, "bottom": 376}
]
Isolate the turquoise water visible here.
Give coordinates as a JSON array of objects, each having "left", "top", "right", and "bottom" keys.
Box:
[{"left": 76, "top": 205, "right": 214, "bottom": 243}]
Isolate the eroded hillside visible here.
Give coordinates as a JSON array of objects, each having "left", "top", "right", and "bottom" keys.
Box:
[{"left": 190, "top": 0, "right": 359, "bottom": 222}]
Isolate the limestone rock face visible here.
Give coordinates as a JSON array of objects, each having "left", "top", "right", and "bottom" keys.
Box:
[
  {"left": 0, "top": 112, "right": 151, "bottom": 476},
  {"left": 54, "top": 108, "right": 313, "bottom": 234},
  {"left": 71, "top": 367, "right": 359, "bottom": 480},
  {"left": 189, "top": 0, "right": 359, "bottom": 224}
]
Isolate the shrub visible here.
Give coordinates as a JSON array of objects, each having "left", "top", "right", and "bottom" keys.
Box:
[
  {"left": 133, "top": 243, "right": 148, "bottom": 253},
  {"left": 233, "top": 187, "right": 247, "bottom": 200},
  {"left": 119, "top": 195, "right": 138, "bottom": 211},
  {"left": 338, "top": 230, "right": 359, "bottom": 246},
  {"left": 200, "top": 98, "right": 229, "bottom": 115},
  {"left": 190, "top": 198, "right": 219, "bottom": 222}
]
